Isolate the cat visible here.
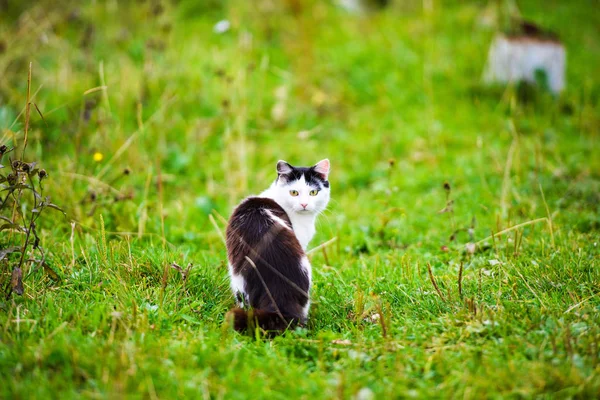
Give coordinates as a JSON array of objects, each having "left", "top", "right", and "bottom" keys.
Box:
[{"left": 225, "top": 159, "right": 331, "bottom": 333}]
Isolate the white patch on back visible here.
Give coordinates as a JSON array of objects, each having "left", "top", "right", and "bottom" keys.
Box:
[{"left": 263, "top": 209, "right": 291, "bottom": 231}]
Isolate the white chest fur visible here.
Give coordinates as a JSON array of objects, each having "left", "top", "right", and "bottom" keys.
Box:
[{"left": 287, "top": 213, "right": 316, "bottom": 251}]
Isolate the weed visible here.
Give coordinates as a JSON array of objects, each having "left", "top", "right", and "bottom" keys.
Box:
[{"left": 1, "top": 65, "right": 65, "bottom": 299}]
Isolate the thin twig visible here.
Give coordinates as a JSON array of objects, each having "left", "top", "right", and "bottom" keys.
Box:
[
  {"left": 457, "top": 262, "right": 464, "bottom": 299},
  {"left": 539, "top": 183, "right": 555, "bottom": 248},
  {"left": 321, "top": 247, "right": 330, "bottom": 265},
  {"left": 564, "top": 292, "right": 599, "bottom": 314},
  {"left": 209, "top": 214, "right": 226, "bottom": 245},
  {"left": 156, "top": 157, "right": 166, "bottom": 251},
  {"left": 473, "top": 218, "right": 549, "bottom": 248},
  {"left": 83, "top": 86, "right": 108, "bottom": 95},
  {"left": 427, "top": 263, "right": 446, "bottom": 302},
  {"left": 500, "top": 120, "right": 518, "bottom": 217},
  {"left": 212, "top": 210, "right": 229, "bottom": 226},
  {"left": 375, "top": 300, "right": 387, "bottom": 338},
  {"left": 307, "top": 237, "right": 337, "bottom": 255},
  {"left": 99, "top": 61, "right": 111, "bottom": 114},
  {"left": 22, "top": 62, "right": 32, "bottom": 158}
]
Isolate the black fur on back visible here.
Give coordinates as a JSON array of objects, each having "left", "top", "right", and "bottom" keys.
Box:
[{"left": 226, "top": 197, "right": 309, "bottom": 334}]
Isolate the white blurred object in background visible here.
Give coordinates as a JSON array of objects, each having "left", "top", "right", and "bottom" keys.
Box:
[
  {"left": 484, "top": 23, "right": 566, "bottom": 94},
  {"left": 213, "top": 20, "right": 231, "bottom": 34}
]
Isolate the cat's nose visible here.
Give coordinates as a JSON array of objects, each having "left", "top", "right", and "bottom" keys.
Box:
[{"left": 301, "top": 203, "right": 308, "bottom": 209}]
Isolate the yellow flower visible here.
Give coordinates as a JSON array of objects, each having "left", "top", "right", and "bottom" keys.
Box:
[{"left": 93, "top": 152, "right": 104, "bottom": 162}]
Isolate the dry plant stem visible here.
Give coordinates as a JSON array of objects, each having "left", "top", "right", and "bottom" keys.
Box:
[
  {"left": 457, "top": 262, "right": 464, "bottom": 299},
  {"left": 22, "top": 62, "right": 32, "bottom": 158},
  {"left": 427, "top": 263, "right": 446, "bottom": 302},
  {"left": 209, "top": 214, "right": 226, "bottom": 245},
  {"left": 539, "top": 183, "right": 555, "bottom": 248},
  {"left": 321, "top": 247, "right": 330, "bottom": 265},
  {"left": 160, "top": 263, "right": 169, "bottom": 310},
  {"left": 375, "top": 300, "right": 387, "bottom": 338},
  {"left": 32, "top": 103, "right": 46, "bottom": 127},
  {"left": 564, "top": 292, "right": 600, "bottom": 314},
  {"left": 3, "top": 85, "right": 42, "bottom": 141},
  {"left": 83, "top": 86, "right": 108, "bottom": 95},
  {"left": 473, "top": 218, "right": 549, "bottom": 249},
  {"left": 136, "top": 102, "right": 144, "bottom": 131},
  {"left": 8, "top": 186, "right": 41, "bottom": 298},
  {"left": 70, "top": 221, "right": 76, "bottom": 268},
  {"left": 138, "top": 167, "right": 153, "bottom": 239},
  {"left": 157, "top": 156, "right": 168, "bottom": 309},
  {"left": 212, "top": 210, "right": 228, "bottom": 226},
  {"left": 156, "top": 159, "right": 166, "bottom": 251},
  {"left": 99, "top": 61, "right": 111, "bottom": 114},
  {"left": 307, "top": 237, "right": 337, "bottom": 255},
  {"left": 500, "top": 130, "right": 518, "bottom": 218},
  {"left": 490, "top": 230, "right": 498, "bottom": 255},
  {"left": 11, "top": 64, "right": 40, "bottom": 297}
]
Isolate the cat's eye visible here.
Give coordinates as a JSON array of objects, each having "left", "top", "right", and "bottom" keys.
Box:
[
  {"left": 289, "top": 190, "right": 299, "bottom": 197},
  {"left": 309, "top": 189, "right": 319, "bottom": 196}
]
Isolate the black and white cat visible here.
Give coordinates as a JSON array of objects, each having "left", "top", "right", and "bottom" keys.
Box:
[{"left": 226, "top": 159, "right": 330, "bottom": 332}]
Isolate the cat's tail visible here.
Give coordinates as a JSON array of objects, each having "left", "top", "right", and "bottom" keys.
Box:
[{"left": 226, "top": 308, "right": 296, "bottom": 334}]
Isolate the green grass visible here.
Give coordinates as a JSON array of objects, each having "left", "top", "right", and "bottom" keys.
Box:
[{"left": 1, "top": 0, "right": 599, "bottom": 398}]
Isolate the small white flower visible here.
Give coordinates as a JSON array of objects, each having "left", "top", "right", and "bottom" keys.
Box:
[
  {"left": 213, "top": 20, "right": 230, "bottom": 34},
  {"left": 465, "top": 242, "right": 476, "bottom": 254},
  {"left": 355, "top": 388, "right": 374, "bottom": 400}
]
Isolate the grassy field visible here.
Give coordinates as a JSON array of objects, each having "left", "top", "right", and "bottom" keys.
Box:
[{"left": 1, "top": 0, "right": 599, "bottom": 398}]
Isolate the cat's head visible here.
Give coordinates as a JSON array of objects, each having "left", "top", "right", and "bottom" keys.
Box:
[{"left": 271, "top": 159, "right": 331, "bottom": 216}]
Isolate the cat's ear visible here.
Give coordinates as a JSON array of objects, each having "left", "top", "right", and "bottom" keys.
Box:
[
  {"left": 313, "top": 159, "right": 330, "bottom": 180},
  {"left": 277, "top": 160, "right": 293, "bottom": 174},
  {"left": 277, "top": 160, "right": 293, "bottom": 183}
]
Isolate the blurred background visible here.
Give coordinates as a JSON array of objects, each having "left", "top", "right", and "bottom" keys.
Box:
[{"left": 0, "top": 0, "right": 599, "bottom": 262}]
